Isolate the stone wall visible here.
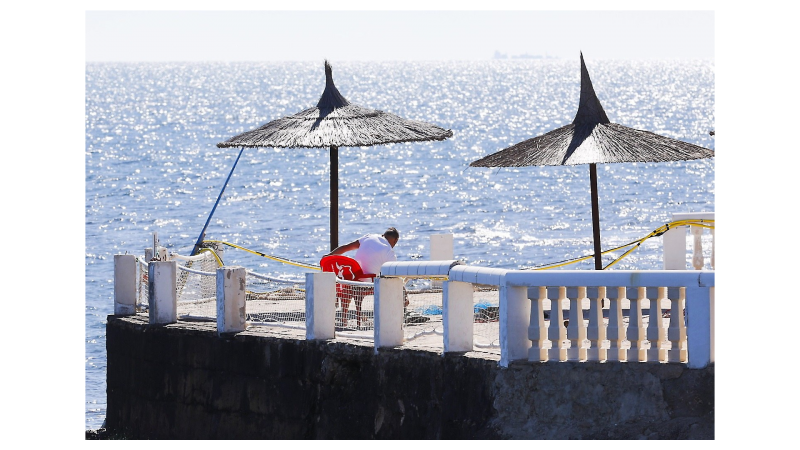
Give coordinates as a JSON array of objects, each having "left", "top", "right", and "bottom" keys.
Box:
[{"left": 105, "top": 314, "right": 713, "bottom": 439}]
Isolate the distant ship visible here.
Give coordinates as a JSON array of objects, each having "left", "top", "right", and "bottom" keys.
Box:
[{"left": 493, "top": 50, "right": 557, "bottom": 59}]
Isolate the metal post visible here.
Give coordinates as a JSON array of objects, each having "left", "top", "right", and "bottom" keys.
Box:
[
  {"left": 191, "top": 147, "right": 245, "bottom": 256},
  {"left": 330, "top": 145, "right": 339, "bottom": 251},
  {"left": 589, "top": 163, "right": 603, "bottom": 270}
]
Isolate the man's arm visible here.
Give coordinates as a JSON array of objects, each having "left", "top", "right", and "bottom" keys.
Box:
[{"left": 324, "top": 240, "right": 360, "bottom": 256}]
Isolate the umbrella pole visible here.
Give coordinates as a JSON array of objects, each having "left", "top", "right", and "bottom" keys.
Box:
[
  {"left": 330, "top": 145, "right": 339, "bottom": 251},
  {"left": 190, "top": 147, "right": 244, "bottom": 256},
  {"left": 589, "top": 163, "right": 603, "bottom": 270}
]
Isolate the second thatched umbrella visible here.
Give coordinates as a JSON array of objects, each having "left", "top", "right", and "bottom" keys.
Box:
[
  {"left": 218, "top": 61, "right": 453, "bottom": 250},
  {"left": 470, "top": 53, "right": 714, "bottom": 269}
]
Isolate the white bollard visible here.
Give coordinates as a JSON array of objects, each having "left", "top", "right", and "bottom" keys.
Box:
[
  {"left": 686, "top": 283, "right": 714, "bottom": 369},
  {"left": 114, "top": 254, "right": 137, "bottom": 315},
  {"left": 499, "top": 283, "right": 531, "bottom": 367},
  {"left": 662, "top": 225, "right": 687, "bottom": 270},
  {"left": 216, "top": 266, "right": 246, "bottom": 335},
  {"left": 374, "top": 277, "right": 405, "bottom": 351},
  {"left": 430, "top": 234, "right": 454, "bottom": 289},
  {"left": 148, "top": 260, "right": 177, "bottom": 325},
  {"left": 306, "top": 271, "right": 336, "bottom": 340},
  {"left": 430, "top": 234, "right": 454, "bottom": 260},
  {"left": 442, "top": 280, "right": 474, "bottom": 353}
]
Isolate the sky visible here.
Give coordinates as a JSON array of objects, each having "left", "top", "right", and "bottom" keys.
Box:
[{"left": 85, "top": 10, "right": 714, "bottom": 62}]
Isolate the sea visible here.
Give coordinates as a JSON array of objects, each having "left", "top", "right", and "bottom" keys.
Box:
[{"left": 85, "top": 59, "right": 715, "bottom": 429}]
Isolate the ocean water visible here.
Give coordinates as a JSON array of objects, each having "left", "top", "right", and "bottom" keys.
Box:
[{"left": 85, "top": 60, "right": 715, "bottom": 429}]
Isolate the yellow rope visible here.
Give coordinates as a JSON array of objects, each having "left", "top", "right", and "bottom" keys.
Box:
[
  {"left": 196, "top": 247, "right": 224, "bottom": 267},
  {"left": 205, "top": 218, "right": 714, "bottom": 274},
  {"left": 528, "top": 219, "right": 714, "bottom": 270},
  {"left": 204, "top": 240, "right": 321, "bottom": 270}
]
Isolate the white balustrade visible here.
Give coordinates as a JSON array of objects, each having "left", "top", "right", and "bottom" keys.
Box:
[{"left": 663, "top": 212, "right": 715, "bottom": 270}]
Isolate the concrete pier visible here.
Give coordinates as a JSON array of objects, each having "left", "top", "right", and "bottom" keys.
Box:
[{"left": 105, "top": 314, "right": 713, "bottom": 439}]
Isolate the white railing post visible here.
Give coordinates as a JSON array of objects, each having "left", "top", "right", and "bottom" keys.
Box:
[
  {"left": 216, "top": 266, "right": 246, "bottom": 335},
  {"left": 499, "top": 282, "right": 531, "bottom": 367},
  {"left": 148, "top": 260, "right": 177, "bottom": 325},
  {"left": 686, "top": 277, "right": 714, "bottom": 368},
  {"left": 114, "top": 254, "right": 137, "bottom": 315},
  {"left": 430, "top": 234, "right": 454, "bottom": 260},
  {"left": 305, "top": 271, "right": 336, "bottom": 340},
  {"left": 528, "top": 287, "right": 548, "bottom": 362},
  {"left": 430, "top": 234, "right": 454, "bottom": 289},
  {"left": 374, "top": 277, "right": 405, "bottom": 351},
  {"left": 442, "top": 280, "right": 474, "bottom": 352},
  {"left": 663, "top": 225, "right": 687, "bottom": 270},
  {"left": 708, "top": 286, "right": 717, "bottom": 367}
]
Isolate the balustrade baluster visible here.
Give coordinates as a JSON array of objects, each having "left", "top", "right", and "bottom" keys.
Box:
[
  {"left": 566, "top": 287, "right": 588, "bottom": 361},
  {"left": 528, "top": 286, "right": 548, "bottom": 362},
  {"left": 605, "top": 287, "right": 626, "bottom": 362},
  {"left": 667, "top": 287, "right": 687, "bottom": 363},
  {"left": 646, "top": 287, "right": 666, "bottom": 363},
  {"left": 586, "top": 287, "right": 607, "bottom": 361},
  {"left": 691, "top": 225, "right": 705, "bottom": 270},
  {"left": 627, "top": 287, "right": 647, "bottom": 362},
  {"left": 547, "top": 287, "right": 567, "bottom": 362}
]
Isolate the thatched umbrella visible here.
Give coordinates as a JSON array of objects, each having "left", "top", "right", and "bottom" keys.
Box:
[
  {"left": 217, "top": 61, "right": 453, "bottom": 251},
  {"left": 470, "top": 53, "right": 714, "bottom": 269}
]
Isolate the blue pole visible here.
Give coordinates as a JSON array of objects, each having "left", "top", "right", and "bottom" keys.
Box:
[{"left": 190, "top": 147, "right": 245, "bottom": 256}]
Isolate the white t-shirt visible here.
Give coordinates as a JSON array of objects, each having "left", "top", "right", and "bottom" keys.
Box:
[{"left": 354, "top": 234, "right": 397, "bottom": 277}]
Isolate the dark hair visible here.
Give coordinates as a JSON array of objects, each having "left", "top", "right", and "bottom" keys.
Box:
[{"left": 383, "top": 227, "right": 399, "bottom": 240}]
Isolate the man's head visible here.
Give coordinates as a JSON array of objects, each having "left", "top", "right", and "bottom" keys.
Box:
[{"left": 383, "top": 227, "right": 400, "bottom": 248}]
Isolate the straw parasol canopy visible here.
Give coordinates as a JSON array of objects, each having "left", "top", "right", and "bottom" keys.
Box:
[
  {"left": 218, "top": 61, "right": 453, "bottom": 250},
  {"left": 470, "top": 52, "right": 714, "bottom": 269}
]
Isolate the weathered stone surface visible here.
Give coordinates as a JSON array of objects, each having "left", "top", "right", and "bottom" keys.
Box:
[{"left": 104, "top": 314, "right": 713, "bottom": 439}]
